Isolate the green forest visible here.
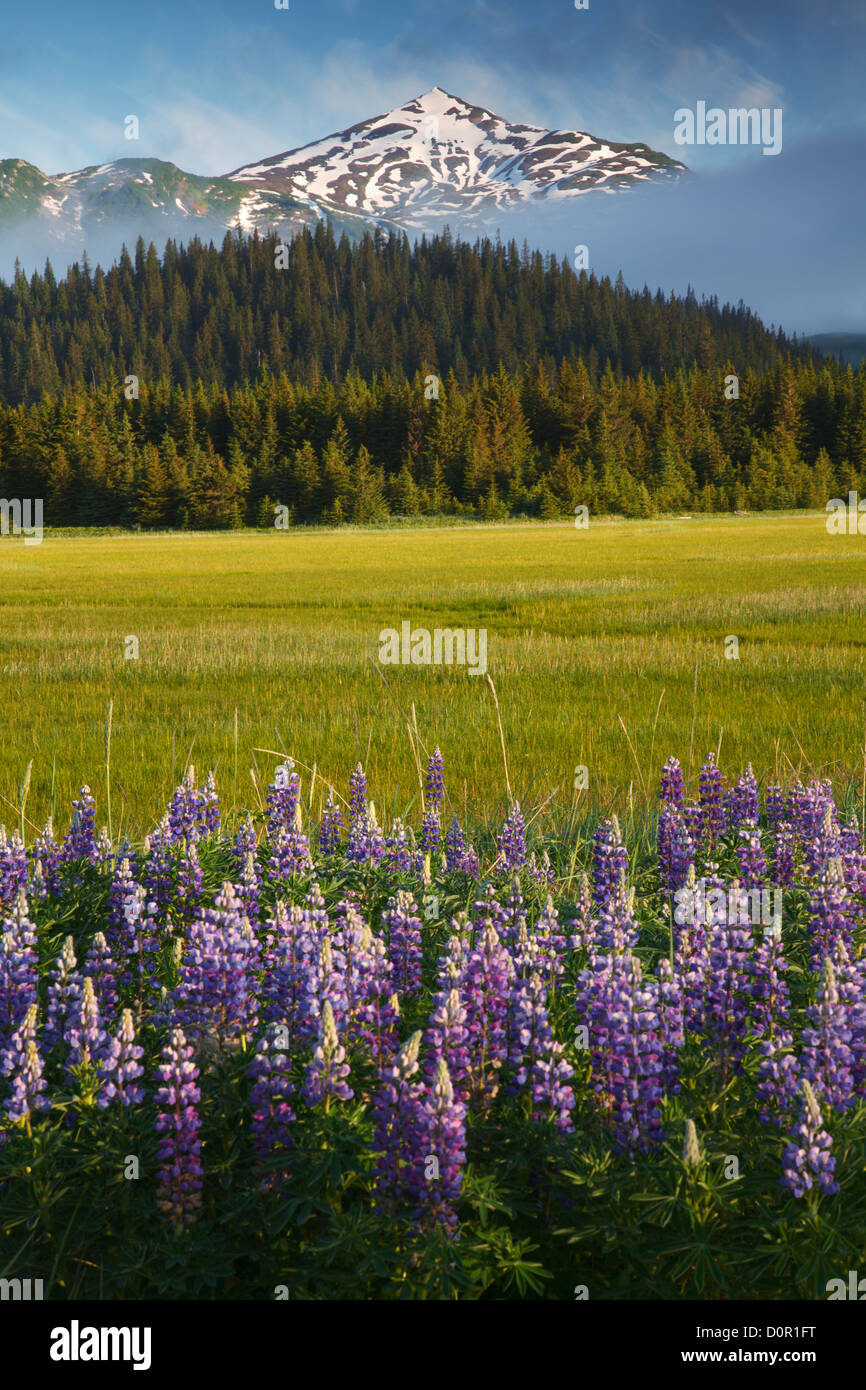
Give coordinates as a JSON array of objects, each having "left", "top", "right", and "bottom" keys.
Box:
[{"left": 0, "top": 225, "right": 863, "bottom": 526}]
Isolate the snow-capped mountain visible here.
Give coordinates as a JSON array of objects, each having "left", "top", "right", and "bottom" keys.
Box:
[
  {"left": 228, "top": 87, "right": 686, "bottom": 229},
  {"left": 0, "top": 157, "right": 330, "bottom": 244},
  {"left": 0, "top": 89, "right": 685, "bottom": 257}
]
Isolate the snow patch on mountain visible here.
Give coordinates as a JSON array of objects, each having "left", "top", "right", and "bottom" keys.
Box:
[{"left": 226, "top": 86, "right": 686, "bottom": 229}]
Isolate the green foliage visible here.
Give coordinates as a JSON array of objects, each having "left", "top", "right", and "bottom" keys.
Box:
[
  {"left": 0, "top": 229, "right": 861, "bottom": 527},
  {"left": 2, "top": 824, "right": 864, "bottom": 1300}
]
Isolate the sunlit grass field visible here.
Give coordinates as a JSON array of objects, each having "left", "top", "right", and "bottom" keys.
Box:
[{"left": 0, "top": 511, "right": 863, "bottom": 840}]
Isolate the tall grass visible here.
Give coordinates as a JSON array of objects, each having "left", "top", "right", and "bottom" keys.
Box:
[{"left": 0, "top": 512, "right": 862, "bottom": 837}]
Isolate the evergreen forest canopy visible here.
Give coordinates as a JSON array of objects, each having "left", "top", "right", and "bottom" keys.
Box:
[{"left": 0, "top": 225, "right": 863, "bottom": 528}]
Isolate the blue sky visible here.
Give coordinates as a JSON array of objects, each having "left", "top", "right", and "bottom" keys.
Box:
[
  {"left": 3, "top": 0, "right": 864, "bottom": 175},
  {"left": 2, "top": 1, "right": 864, "bottom": 333}
]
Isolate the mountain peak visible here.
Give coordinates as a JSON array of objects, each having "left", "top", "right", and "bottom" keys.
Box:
[
  {"left": 0, "top": 91, "right": 686, "bottom": 252},
  {"left": 403, "top": 86, "right": 496, "bottom": 118},
  {"left": 227, "top": 90, "right": 686, "bottom": 231}
]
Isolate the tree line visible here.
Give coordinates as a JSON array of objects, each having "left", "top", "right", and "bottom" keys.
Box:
[{"left": 0, "top": 226, "right": 862, "bottom": 526}]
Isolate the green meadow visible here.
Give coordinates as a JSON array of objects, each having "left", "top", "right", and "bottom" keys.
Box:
[{"left": 0, "top": 511, "right": 863, "bottom": 841}]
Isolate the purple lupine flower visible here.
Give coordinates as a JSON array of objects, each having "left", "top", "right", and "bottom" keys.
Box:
[
  {"left": 785, "top": 781, "right": 810, "bottom": 839},
  {"left": 749, "top": 926, "right": 790, "bottom": 1041},
  {"left": 0, "top": 892, "right": 38, "bottom": 1050},
  {"left": 166, "top": 766, "right": 216, "bottom": 844},
  {"left": 318, "top": 792, "right": 343, "bottom": 855},
  {"left": 534, "top": 894, "right": 568, "bottom": 987},
  {"left": 672, "top": 868, "right": 712, "bottom": 1032},
  {"left": 175, "top": 841, "right": 203, "bottom": 922},
  {"left": 202, "top": 772, "right": 220, "bottom": 833},
  {"left": 596, "top": 878, "right": 639, "bottom": 953},
  {"left": 657, "top": 957, "right": 684, "bottom": 1095},
  {"left": 766, "top": 784, "right": 785, "bottom": 830},
  {"left": 304, "top": 879, "right": 330, "bottom": 932},
  {"left": 260, "top": 903, "right": 319, "bottom": 1051},
  {"left": 44, "top": 936, "right": 82, "bottom": 1054},
  {"left": 333, "top": 903, "right": 373, "bottom": 1034},
  {"left": 442, "top": 819, "right": 479, "bottom": 876},
  {"left": 82, "top": 932, "right": 119, "bottom": 1024},
  {"left": 61, "top": 786, "right": 99, "bottom": 866},
  {"left": 0, "top": 828, "right": 29, "bottom": 908},
  {"left": 839, "top": 815, "right": 866, "bottom": 902},
  {"left": 460, "top": 843, "right": 480, "bottom": 877},
  {"left": 248, "top": 1029, "right": 295, "bottom": 1187},
  {"left": 704, "top": 885, "right": 754, "bottom": 1075},
  {"left": 508, "top": 971, "right": 574, "bottom": 1129},
  {"left": 107, "top": 856, "right": 139, "bottom": 952},
  {"left": 592, "top": 815, "right": 628, "bottom": 906},
  {"left": 459, "top": 923, "right": 513, "bottom": 1107},
  {"left": 348, "top": 763, "right": 368, "bottom": 825},
  {"left": 608, "top": 958, "right": 667, "bottom": 1153},
  {"left": 382, "top": 890, "right": 424, "bottom": 998},
  {"left": 1, "top": 1004, "right": 50, "bottom": 1126},
  {"left": 302, "top": 933, "right": 348, "bottom": 1042},
  {"left": 115, "top": 884, "right": 161, "bottom": 1012},
  {"left": 444, "top": 815, "right": 464, "bottom": 862},
  {"left": 800, "top": 958, "right": 856, "bottom": 1114},
  {"left": 728, "top": 763, "right": 759, "bottom": 828},
  {"left": 270, "top": 822, "right": 313, "bottom": 880},
  {"left": 383, "top": 818, "right": 420, "bottom": 875},
  {"left": 425, "top": 747, "right": 445, "bottom": 808},
  {"left": 435, "top": 924, "right": 471, "bottom": 991},
  {"left": 781, "top": 1080, "right": 838, "bottom": 1198},
  {"left": 803, "top": 804, "right": 841, "bottom": 878},
  {"left": 737, "top": 827, "right": 767, "bottom": 891},
  {"left": 773, "top": 821, "right": 795, "bottom": 887},
  {"left": 683, "top": 799, "right": 703, "bottom": 850},
  {"left": 303, "top": 1000, "right": 353, "bottom": 1108},
  {"left": 567, "top": 873, "right": 596, "bottom": 953},
  {"left": 526, "top": 850, "right": 555, "bottom": 884},
  {"left": 474, "top": 881, "right": 516, "bottom": 944},
  {"left": 370, "top": 1030, "right": 424, "bottom": 1214},
  {"left": 141, "top": 820, "right": 175, "bottom": 914},
  {"left": 232, "top": 814, "right": 258, "bottom": 874},
  {"left": 420, "top": 808, "right": 441, "bottom": 855},
  {"left": 497, "top": 802, "right": 527, "bottom": 872},
  {"left": 236, "top": 851, "right": 260, "bottom": 927},
  {"left": 154, "top": 1027, "right": 203, "bottom": 1233},
  {"left": 65, "top": 976, "right": 108, "bottom": 1082},
  {"left": 830, "top": 939, "right": 866, "bottom": 1091},
  {"left": 27, "top": 859, "right": 46, "bottom": 905},
  {"left": 126, "top": 886, "right": 162, "bottom": 1002},
  {"left": 266, "top": 760, "right": 301, "bottom": 840},
  {"left": 172, "top": 882, "right": 260, "bottom": 1052},
  {"left": 97, "top": 1008, "right": 144, "bottom": 1108},
  {"left": 33, "top": 819, "right": 62, "bottom": 896},
  {"left": 756, "top": 1031, "right": 801, "bottom": 1128},
  {"left": 659, "top": 756, "right": 684, "bottom": 810},
  {"left": 406, "top": 1057, "right": 466, "bottom": 1234},
  {"left": 658, "top": 806, "right": 694, "bottom": 895},
  {"left": 698, "top": 753, "right": 727, "bottom": 844},
  {"left": 346, "top": 806, "right": 386, "bottom": 866},
  {"left": 352, "top": 934, "right": 400, "bottom": 1071},
  {"left": 806, "top": 859, "right": 852, "bottom": 971},
  {"left": 577, "top": 952, "right": 665, "bottom": 1153},
  {"left": 424, "top": 987, "right": 470, "bottom": 1098}
]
